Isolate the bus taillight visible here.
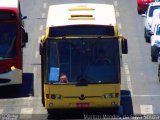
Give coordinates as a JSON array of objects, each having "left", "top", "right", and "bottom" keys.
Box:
[
  {"left": 46, "top": 94, "right": 50, "bottom": 99},
  {"left": 11, "top": 66, "right": 16, "bottom": 70}
]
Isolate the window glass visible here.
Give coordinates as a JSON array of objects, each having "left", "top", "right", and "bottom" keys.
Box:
[
  {"left": 156, "top": 24, "right": 160, "bottom": 35},
  {"left": 0, "top": 22, "right": 17, "bottom": 60},
  {"left": 47, "top": 38, "right": 120, "bottom": 84},
  {"left": 149, "top": 6, "right": 160, "bottom": 17}
]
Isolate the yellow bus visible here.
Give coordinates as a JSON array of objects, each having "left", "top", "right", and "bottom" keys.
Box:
[{"left": 39, "top": 3, "right": 128, "bottom": 114}]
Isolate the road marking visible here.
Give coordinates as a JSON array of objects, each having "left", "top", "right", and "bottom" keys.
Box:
[
  {"left": 134, "top": 94, "right": 160, "bottom": 97},
  {"left": 116, "top": 11, "right": 119, "bottom": 17},
  {"left": 20, "top": 108, "right": 33, "bottom": 114},
  {"left": 33, "top": 67, "right": 37, "bottom": 94},
  {"left": 43, "top": 3, "right": 47, "bottom": 9},
  {"left": 124, "top": 63, "right": 133, "bottom": 96},
  {"left": 0, "top": 96, "right": 41, "bottom": 101},
  {"left": 118, "top": 23, "right": 122, "bottom": 30},
  {"left": 42, "top": 13, "right": 45, "bottom": 18},
  {"left": 33, "top": 67, "right": 37, "bottom": 76},
  {"left": 40, "top": 25, "right": 43, "bottom": 31},
  {"left": 20, "top": 108, "right": 33, "bottom": 119},
  {"left": 33, "top": 67, "right": 37, "bottom": 93},
  {"left": 38, "top": 36, "right": 41, "bottom": 43},
  {"left": 113, "top": 1, "right": 118, "bottom": 7},
  {"left": 122, "top": 94, "right": 160, "bottom": 98},
  {"left": 140, "top": 105, "right": 153, "bottom": 114},
  {"left": 35, "top": 51, "right": 39, "bottom": 58},
  {"left": 0, "top": 109, "right": 3, "bottom": 114}
]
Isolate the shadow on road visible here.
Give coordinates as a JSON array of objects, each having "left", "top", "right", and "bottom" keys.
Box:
[
  {"left": 0, "top": 73, "right": 34, "bottom": 98},
  {"left": 121, "top": 90, "right": 134, "bottom": 115}
]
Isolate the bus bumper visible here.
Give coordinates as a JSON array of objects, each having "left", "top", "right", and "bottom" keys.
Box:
[
  {"left": 0, "top": 68, "right": 22, "bottom": 86},
  {"left": 44, "top": 84, "right": 120, "bottom": 110},
  {"left": 45, "top": 98, "right": 120, "bottom": 109}
]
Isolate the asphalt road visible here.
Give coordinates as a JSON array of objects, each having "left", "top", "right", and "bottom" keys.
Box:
[{"left": 0, "top": 0, "right": 160, "bottom": 119}]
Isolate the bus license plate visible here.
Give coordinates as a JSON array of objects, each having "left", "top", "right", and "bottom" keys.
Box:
[{"left": 76, "top": 103, "right": 90, "bottom": 108}]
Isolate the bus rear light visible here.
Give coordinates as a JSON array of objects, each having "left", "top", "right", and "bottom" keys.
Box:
[
  {"left": 111, "top": 102, "right": 117, "bottom": 106},
  {"left": 11, "top": 66, "right": 16, "bottom": 71},
  {"left": 51, "top": 94, "right": 63, "bottom": 100},
  {"left": 51, "top": 94, "right": 56, "bottom": 99},
  {"left": 46, "top": 94, "right": 50, "bottom": 99},
  {"left": 49, "top": 103, "right": 53, "bottom": 107}
]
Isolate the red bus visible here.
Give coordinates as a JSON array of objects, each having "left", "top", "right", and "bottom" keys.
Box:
[{"left": 0, "top": 0, "right": 28, "bottom": 86}]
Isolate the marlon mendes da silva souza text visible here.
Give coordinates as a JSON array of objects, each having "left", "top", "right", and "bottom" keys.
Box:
[{"left": 83, "top": 114, "right": 160, "bottom": 119}]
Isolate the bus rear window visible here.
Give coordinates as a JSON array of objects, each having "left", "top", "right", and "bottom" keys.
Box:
[
  {"left": 0, "top": 11, "right": 16, "bottom": 20},
  {"left": 49, "top": 25, "right": 115, "bottom": 37}
]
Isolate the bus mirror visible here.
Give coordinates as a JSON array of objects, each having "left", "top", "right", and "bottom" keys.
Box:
[
  {"left": 39, "top": 35, "right": 45, "bottom": 55},
  {"left": 121, "top": 38, "right": 128, "bottom": 54},
  {"left": 22, "top": 16, "right": 27, "bottom": 20}
]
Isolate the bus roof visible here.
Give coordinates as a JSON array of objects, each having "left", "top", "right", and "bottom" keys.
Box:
[
  {"left": 47, "top": 3, "right": 116, "bottom": 27},
  {"left": 0, "top": 0, "right": 19, "bottom": 9}
]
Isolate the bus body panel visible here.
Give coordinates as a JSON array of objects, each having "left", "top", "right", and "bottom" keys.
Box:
[
  {"left": 0, "top": 68, "right": 22, "bottom": 86},
  {"left": 40, "top": 3, "right": 128, "bottom": 112},
  {"left": 0, "top": 0, "right": 19, "bottom": 9},
  {"left": 44, "top": 84, "right": 120, "bottom": 109},
  {"left": 0, "top": 0, "right": 26, "bottom": 86}
]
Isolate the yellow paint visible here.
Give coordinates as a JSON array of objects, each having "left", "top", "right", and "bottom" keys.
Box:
[{"left": 44, "top": 84, "right": 120, "bottom": 109}]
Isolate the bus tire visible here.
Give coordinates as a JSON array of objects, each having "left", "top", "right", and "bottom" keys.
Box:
[
  {"left": 42, "top": 93, "right": 44, "bottom": 106},
  {"left": 41, "top": 83, "right": 45, "bottom": 106}
]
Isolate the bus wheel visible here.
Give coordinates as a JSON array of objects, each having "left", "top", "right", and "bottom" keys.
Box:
[
  {"left": 41, "top": 85, "right": 45, "bottom": 106},
  {"left": 42, "top": 95, "right": 44, "bottom": 106}
]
